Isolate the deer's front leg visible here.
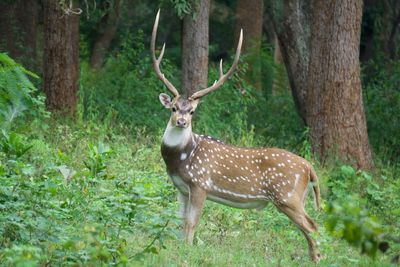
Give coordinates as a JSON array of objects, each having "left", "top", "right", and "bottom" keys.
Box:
[
  {"left": 177, "top": 192, "right": 189, "bottom": 220},
  {"left": 184, "top": 185, "right": 206, "bottom": 244}
]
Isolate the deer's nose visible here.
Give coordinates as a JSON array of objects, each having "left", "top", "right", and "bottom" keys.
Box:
[{"left": 176, "top": 118, "right": 187, "bottom": 127}]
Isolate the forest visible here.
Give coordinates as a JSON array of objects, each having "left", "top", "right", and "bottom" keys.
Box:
[{"left": 0, "top": 0, "right": 400, "bottom": 266}]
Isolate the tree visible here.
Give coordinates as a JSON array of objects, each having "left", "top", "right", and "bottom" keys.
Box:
[
  {"left": 89, "top": 0, "right": 122, "bottom": 70},
  {"left": 267, "top": 0, "right": 374, "bottom": 169},
  {"left": 234, "top": 0, "right": 264, "bottom": 91},
  {"left": 181, "top": 0, "right": 210, "bottom": 97},
  {"left": 0, "top": 0, "right": 39, "bottom": 70},
  {"left": 43, "top": 0, "right": 80, "bottom": 114}
]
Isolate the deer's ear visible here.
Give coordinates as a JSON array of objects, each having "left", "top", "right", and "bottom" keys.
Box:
[{"left": 159, "top": 93, "right": 172, "bottom": 108}]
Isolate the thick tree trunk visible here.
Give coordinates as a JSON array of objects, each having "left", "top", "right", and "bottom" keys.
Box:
[
  {"left": 234, "top": 0, "right": 264, "bottom": 91},
  {"left": 181, "top": 0, "right": 210, "bottom": 97},
  {"left": 89, "top": 0, "right": 121, "bottom": 70},
  {"left": 267, "top": 1, "right": 311, "bottom": 122},
  {"left": 306, "top": 0, "right": 373, "bottom": 169},
  {"left": 43, "top": 0, "right": 79, "bottom": 114},
  {"left": 267, "top": 0, "right": 374, "bottom": 169},
  {"left": 0, "top": 0, "right": 38, "bottom": 70}
]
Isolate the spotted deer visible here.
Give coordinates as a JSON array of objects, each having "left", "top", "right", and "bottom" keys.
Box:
[{"left": 152, "top": 10, "right": 321, "bottom": 262}]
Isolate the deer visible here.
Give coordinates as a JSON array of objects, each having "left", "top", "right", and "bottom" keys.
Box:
[{"left": 151, "top": 10, "right": 322, "bottom": 263}]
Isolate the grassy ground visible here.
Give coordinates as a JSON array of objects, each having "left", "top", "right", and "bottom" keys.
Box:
[{"left": 1, "top": 118, "right": 399, "bottom": 266}]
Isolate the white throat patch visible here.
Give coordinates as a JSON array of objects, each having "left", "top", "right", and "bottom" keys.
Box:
[{"left": 162, "top": 121, "right": 192, "bottom": 148}]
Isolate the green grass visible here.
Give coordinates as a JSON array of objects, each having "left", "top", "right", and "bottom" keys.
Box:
[
  {"left": 1, "top": 117, "right": 399, "bottom": 266},
  {"left": 139, "top": 229, "right": 393, "bottom": 267}
]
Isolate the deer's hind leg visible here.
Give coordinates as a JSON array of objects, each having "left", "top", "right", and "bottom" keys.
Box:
[{"left": 276, "top": 203, "right": 321, "bottom": 263}]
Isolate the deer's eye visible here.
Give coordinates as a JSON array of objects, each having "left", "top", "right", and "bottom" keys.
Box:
[
  {"left": 172, "top": 107, "right": 177, "bottom": 112},
  {"left": 190, "top": 110, "right": 194, "bottom": 115}
]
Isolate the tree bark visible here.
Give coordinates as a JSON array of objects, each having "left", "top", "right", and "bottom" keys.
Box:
[
  {"left": 0, "top": 0, "right": 38, "bottom": 70},
  {"left": 271, "top": 32, "right": 285, "bottom": 95},
  {"left": 267, "top": 0, "right": 374, "bottom": 169},
  {"left": 267, "top": 1, "right": 311, "bottom": 122},
  {"left": 43, "top": 0, "right": 79, "bottom": 115},
  {"left": 181, "top": 0, "right": 210, "bottom": 97},
  {"left": 89, "top": 0, "right": 121, "bottom": 70},
  {"left": 306, "top": 0, "right": 373, "bottom": 169},
  {"left": 234, "top": 0, "right": 264, "bottom": 91}
]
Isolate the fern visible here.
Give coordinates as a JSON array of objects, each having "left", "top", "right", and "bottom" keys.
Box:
[{"left": 0, "top": 53, "right": 46, "bottom": 128}]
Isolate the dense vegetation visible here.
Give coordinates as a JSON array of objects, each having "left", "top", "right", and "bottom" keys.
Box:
[
  {"left": 1, "top": 45, "right": 399, "bottom": 265},
  {"left": 1, "top": 1, "right": 400, "bottom": 266}
]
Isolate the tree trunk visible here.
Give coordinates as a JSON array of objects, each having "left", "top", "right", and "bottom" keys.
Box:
[
  {"left": 306, "top": 0, "right": 373, "bottom": 169},
  {"left": 43, "top": 0, "right": 79, "bottom": 115},
  {"left": 267, "top": 1, "right": 311, "bottom": 123},
  {"left": 0, "top": 0, "right": 38, "bottom": 70},
  {"left": 234, "top": 0, "right": 264, "bottom": 91},
  {"left": 181, "top": 0, "right": 210, "bottom": 97},
  {"left": 271, "top": 32, "right": 285, "bottom": 95},
  {"left": 89, "top": 0, "right": 121, "bottom": 70},
  {"left": 267, "top": 0, "right": 374, "bottom": 169}
]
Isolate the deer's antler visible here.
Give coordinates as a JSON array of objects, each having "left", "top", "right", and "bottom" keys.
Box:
[
  {"left": 151, "top": 10, "right": 180, "bottom": 97},
  {"left": 190, "top": 29, "right": 243, "bottom": 100}
]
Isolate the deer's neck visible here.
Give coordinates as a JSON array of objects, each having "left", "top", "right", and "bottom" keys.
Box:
[
  {"left": 161, "top": 121, "right": 198, "bottom": 175},
  {"left": 162, "top": 121, "right": 193, "bottom": 148}
]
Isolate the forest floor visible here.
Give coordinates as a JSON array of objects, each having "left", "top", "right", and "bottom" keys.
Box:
[{"left": 1, "top": 118, "right": 399, "bottom": 266}]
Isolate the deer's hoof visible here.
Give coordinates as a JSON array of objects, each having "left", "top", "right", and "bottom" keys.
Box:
[{"left": 311, "top": 251, "right": 321, "bottom": 263}]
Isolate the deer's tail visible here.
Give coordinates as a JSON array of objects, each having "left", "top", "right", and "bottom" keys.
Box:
[{"left": 310, "top": 167, "right": 321, "bottom": 211}]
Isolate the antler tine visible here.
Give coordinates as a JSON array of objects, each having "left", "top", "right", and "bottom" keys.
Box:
[
  {"left": 190, "top": 29, "right": 243, "bottom": 100},
  {"left": 151, "top": 10, "right": 180, "bottom": 97},
  {"left": 219, "top": 59, "right": 223, "bottom": 78}
]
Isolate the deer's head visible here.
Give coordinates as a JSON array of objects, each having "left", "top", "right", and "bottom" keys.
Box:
[
  {"left": 151, "top": 10, "right": 243, "bottom": 129},
  {"left": 159, "top": 95, "right": 199, "bottom": 128}
]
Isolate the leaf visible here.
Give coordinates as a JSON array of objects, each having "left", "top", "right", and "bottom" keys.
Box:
[
  {"left": 57, "top": 165, "right": 77, "bottom": 182},
  {"left": 340, "top": 165, "right": 355, "bottom": 177}
]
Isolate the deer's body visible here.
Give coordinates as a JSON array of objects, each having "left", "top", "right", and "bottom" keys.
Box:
[
  {"left": 162, "top": 130, "right": 318, "bottom": 210},
  {"left": 152, "top": 10, "right": 322, "bottom": 262}
]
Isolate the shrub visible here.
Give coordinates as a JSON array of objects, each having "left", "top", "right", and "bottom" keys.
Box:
[{"left": 0, "top": 53, "right": 48, "bottom": 130}]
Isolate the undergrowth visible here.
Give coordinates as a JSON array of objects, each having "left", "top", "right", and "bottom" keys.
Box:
[{"left": 1, "top": 50, "right": 400, "bottom": 265}]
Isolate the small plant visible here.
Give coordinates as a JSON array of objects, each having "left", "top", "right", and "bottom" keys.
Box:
[
  {"left": 84, "top": 142, "right": 113, "bottom": 178},
  {"left": 0, "top": 131, "right": 32, "bottom": 159},
  {"left": 327, "top": 165, "right": 384, "bottom": 204},
  {"left": 1, "top": 245, "right": 44, "bottom": 267},
  {"left": 299, "top": 127, "right": 312, "bottom": 161}
]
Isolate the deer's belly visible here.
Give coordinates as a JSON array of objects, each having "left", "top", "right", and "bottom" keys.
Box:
[
  {"left": 207, "top": 193, "right": 268, "bottom": 209},
  {"left": 169, "top": 175, "right": 268, "bottom": 209}
]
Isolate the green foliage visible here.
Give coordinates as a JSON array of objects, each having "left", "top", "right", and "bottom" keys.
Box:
[
  {"left": 168, "top": 0, "right": 192, "bottom": 18},
  {"left": 325, "top": 195, "right": 384, "bottom": 258},
  {"left": 80, "top": 30, "right": 172, "bottom": 133},
  {"left": 0, "top": 131, "right": 33, "bottom": 159},
  {"left": 194, "top": 62, "right": 259, "bottom": 145},
  {"left": 1, "top": 245, "right": 44, "bottom": 267},
  {"left": 0, "top": 110, "right": 399, "bottom": 265},
  {"left": 2, "top": 9, "right": 400, "bottom": 265},
  {"left": 0, "top": 118, "right": 179, "bottom": 265},
  {"left": 0, "top": 53, "right": 48, "bottom": 129},
  {"left": 362, "top": 59, "right": 400, "bottom": 161},
  {"left": 326, "top": 165, "right": 383, "bottom": 203},
  {"left": 323, "top": 164, "right": 400, "bottom": 260},
  {"left": 84, "top": 142, "right": 112, "bottom": 178}
]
